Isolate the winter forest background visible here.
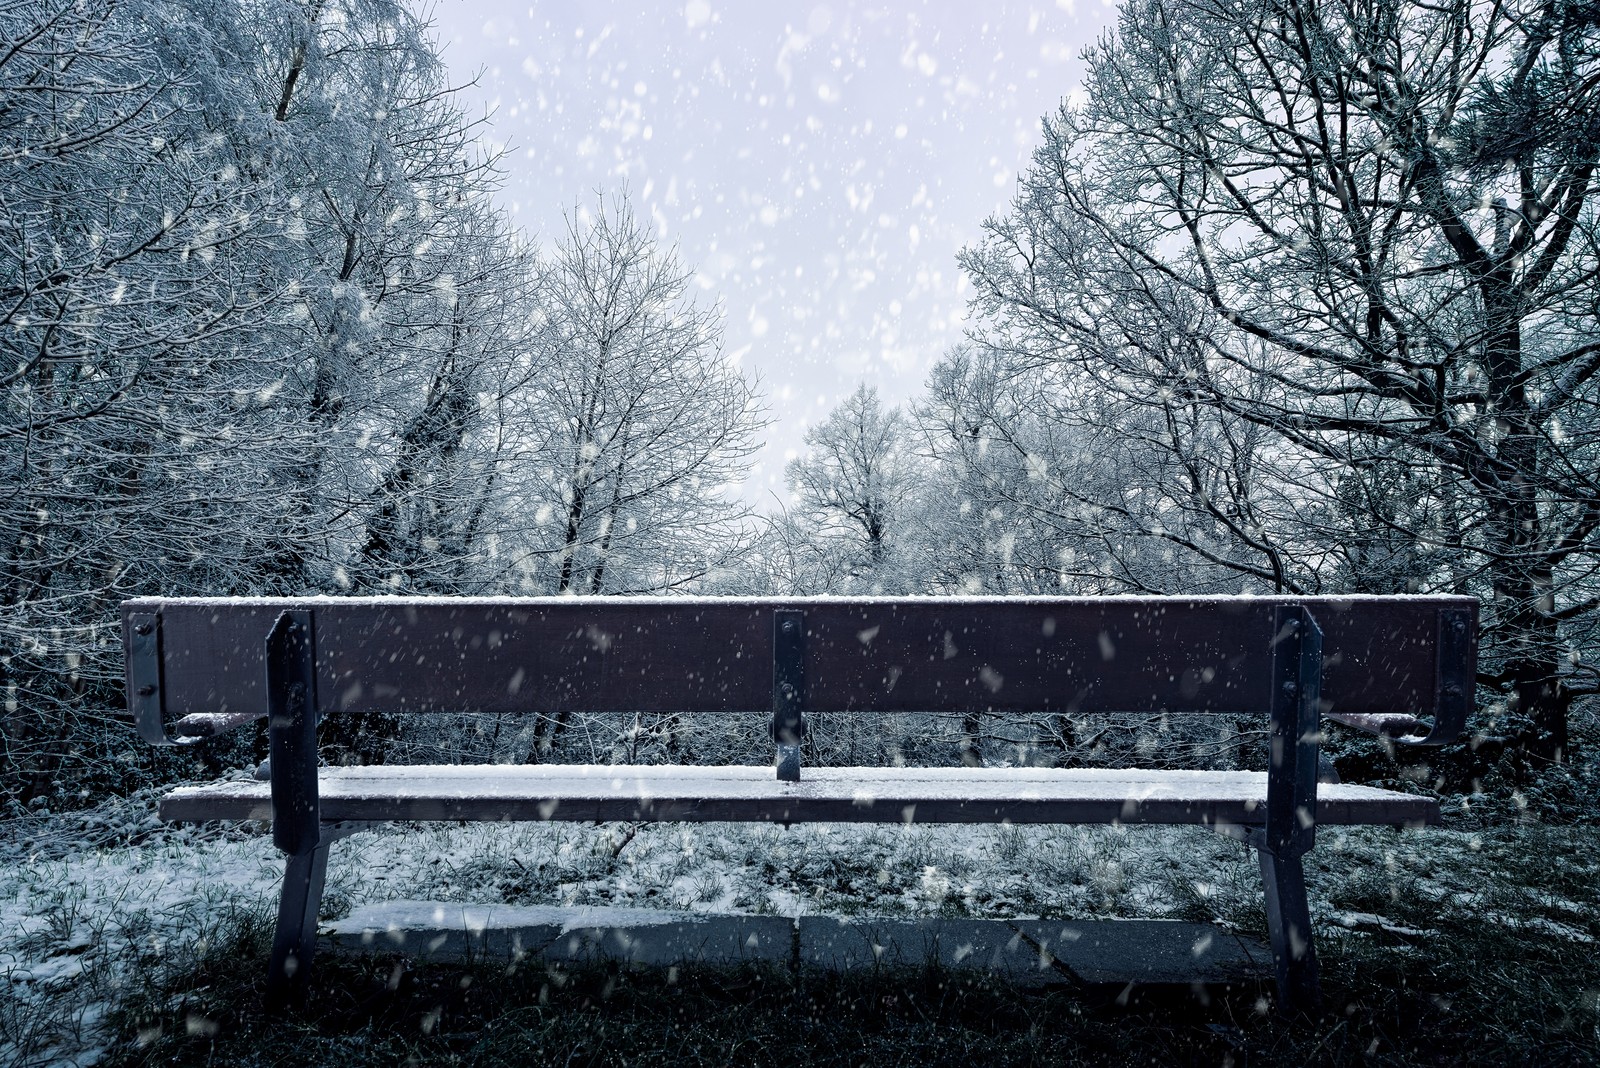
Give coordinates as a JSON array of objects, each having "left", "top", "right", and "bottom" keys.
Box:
[{"left": 4, "top": 0, "right": 1600, "bottom": 811}]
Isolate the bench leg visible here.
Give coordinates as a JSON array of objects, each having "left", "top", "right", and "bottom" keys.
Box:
[
  {"left": 266, "top": 840, "right": 331, "bottom": 1008},
  {"left": 1259, "top": 846, "right": 1320, "bottom": 1015}
]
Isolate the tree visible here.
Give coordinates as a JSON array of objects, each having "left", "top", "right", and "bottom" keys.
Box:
[
  {"left": 0, "top": 0, "right": 548, "bottom": 796},
  {"left": 233, "top": 0, "right": 530, "bottom": 598},
  {"left": 513, "top": 195, "right": 765, "bottom": 759},
  {"left": 502, "top": 195, "right": 763, "bottom": 602},
  {"left": 915, "top": 343, "right": 1229, "bottom": 597},
  {"left": 961, "top": 0, "right": 1600, "bottom": 760},
  {"left": 915, "top": 344, "right": 1269, "bottom": 768},
  {"left": 0, "top": 0, "right": 298, "bottom": 799},
  {"left": 783, "top": 384, "right": 916, "bottom": 592},
  {"left": 349, "top": 200, "right": 542, "bottom": 598}
]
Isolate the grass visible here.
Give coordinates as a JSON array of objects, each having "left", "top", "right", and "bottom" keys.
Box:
[
  {"left": 8, "top": 758, "right": 1600, "bottom": 1067},
  {"left": 99, "top": 917, "right": 1597, "bottom": 1067},
  {"left": 92, "top": 825, "right": 1600, "bottom": 1067}
]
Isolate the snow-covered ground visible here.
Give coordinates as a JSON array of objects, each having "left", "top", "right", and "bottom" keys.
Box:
[
  {"left": 2, "top": 788, "right": 1593, "bottom": 1067},
  {"left": 4, "top": 803, "right": 1245, "bottom": 1065}
]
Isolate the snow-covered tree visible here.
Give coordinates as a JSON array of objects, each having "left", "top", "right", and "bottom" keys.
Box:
[
  {"left": 505, "top": 194, "right": 764, "bottom": 601},
  {"left": 0, "top": 0, "right": 550, "bottom": 795},
  {"left": 0, "top": 0, "right": 306, "bottom": 798},
  {"left": 781, "top": 384, "right": 916, "bottom": 592},
  {"left": 509, "top": 195, "right": 765, "bottom": 761},
  {"left": 960, "top": 0, "right": 1600, "bottom": 759}
]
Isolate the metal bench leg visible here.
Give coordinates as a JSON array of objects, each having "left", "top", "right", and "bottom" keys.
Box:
[
  {"left": 1259, "top": 845, "right": 1319, "bottom": 1015},
  {"left": 1261, "top": 605, "right": 1324, "bottom": 1015},
  {"left": 263, "top": 609, "right": 325, "bottom": 1008},
  {"left": 266, "top": 840, "right": 331, "bottom": 1007}
]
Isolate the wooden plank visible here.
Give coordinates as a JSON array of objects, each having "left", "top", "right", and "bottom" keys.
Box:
[
  {"left": 158, "top": 764, "right": 1438, "bottom": 828},
  {"left": 319, "top": 599, "right": 770, "bottom": 715},
  {"left": 805, "top": 598, "right": 1270, "bottom": 713},
  {"left": 124, "top": 601, "right": 284, "bottom": 720},
  {"left": 125, "top": 595, "right": 1477, "bottom": 721}
]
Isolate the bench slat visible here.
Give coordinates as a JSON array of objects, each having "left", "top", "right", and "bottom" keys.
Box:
[{"left": 159, "top": 764, "right": 1437, "bottom": 828}]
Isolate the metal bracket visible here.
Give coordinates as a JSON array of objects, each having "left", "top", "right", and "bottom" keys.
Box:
[
  {"left": 128, "top": 611, "right": 178, "bottom": 746},
  {"left": 1408, "top": 606, "right": 1474, "bottom": 747},
  {"left": 1266, "top": 605, "right": 1322, "bottom": 859},
  {"left": 773, "top": 609, "right": 806, "bottom": 781},
  {"left": 267, "top": 611, "right": 321, "bottom": 857}
]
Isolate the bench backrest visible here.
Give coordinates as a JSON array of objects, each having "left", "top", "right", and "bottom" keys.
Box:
[
  {"left": 124, "top": 594, "right": 1475, "bottom": 725},
  {"left": 125, "top": 594, "right": 1477, "bottom": 861}
]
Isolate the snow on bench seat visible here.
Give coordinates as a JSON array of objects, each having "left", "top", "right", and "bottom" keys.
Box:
[{"left": 160, "top": 764, "right": 1437, "bottom": 828}]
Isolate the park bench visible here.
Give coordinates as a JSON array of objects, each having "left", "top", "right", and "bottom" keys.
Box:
[{"left": 123, "top": 594, "right": 1476, "bottom": 1012}]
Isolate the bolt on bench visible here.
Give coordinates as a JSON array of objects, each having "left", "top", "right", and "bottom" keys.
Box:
[{"left": 124, "top": 595, "right": 1476, "bottom": 1012}]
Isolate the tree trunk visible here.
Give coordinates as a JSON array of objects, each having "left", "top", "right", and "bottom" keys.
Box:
[
  {"left": 556, "top": 485, "right": 587, "bottom": 595},
  {"left": 1484, "top": 305, "right": 1569, "bottom": 761},
  {"left": 589, "top": 449, "right": 629, "bottom": 595},
  {"left": 960, "top": 713, "right": 983, "bottom": 767},
  {"left": 275, "top": 0, "right": 327, "bottom": 123}
]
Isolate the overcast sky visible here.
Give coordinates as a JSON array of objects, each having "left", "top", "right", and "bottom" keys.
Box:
[{"left": 431, "top": 1, "right": 1121, "bottom": 506}]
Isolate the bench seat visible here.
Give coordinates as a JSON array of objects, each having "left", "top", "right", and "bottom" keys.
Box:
[{"left": 159, "top": 764, "right": 1437, "bottom": 828}]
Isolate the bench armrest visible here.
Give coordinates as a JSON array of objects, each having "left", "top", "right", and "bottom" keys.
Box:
[
  {"left": 1329, "top": 605, "right": 1475, "bottom": 748},
  {"left": 1326, "top": 709, "right": 1465, "bottom": 748},
  {"left": 171, "top": 712, "right": 266, "bottom": 740}
]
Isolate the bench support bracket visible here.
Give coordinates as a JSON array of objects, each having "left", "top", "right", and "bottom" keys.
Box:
[
  {"left": 127, "top": 612, "right": 175, "bottom": 746},
  {"left": 265, "top": 610, "right": 323, "bottom": 1005},
  {"left": 773, "top": 610, "right": 806, "bottom": 781},
  {"left": 267, "top": 840, "right": 331, "bottom": 1009},
  {"left": 267, "top": 611, "right": 321, "bottom": 857},
  {"left": 1262, "top": 605, "right": 1323, "bottom": 1014},
  {"left": 1258, "top": 843, "right": 1317, "bottom": 1014}
]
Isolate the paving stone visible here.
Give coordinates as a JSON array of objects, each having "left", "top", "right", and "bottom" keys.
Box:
[
  {"left": 799, "top": 916, "right": 1267, "bottom": 986},
  {"left": 325, "top": 900, "right": 791, "bottom": 965},
  {"left": 324, "top": 902, "right": 1267, "bottom": 987}
]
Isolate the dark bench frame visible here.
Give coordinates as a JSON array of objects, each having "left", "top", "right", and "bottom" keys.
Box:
[{"left": 124, "top": 595, "right": 1476, "bottom": 1013}]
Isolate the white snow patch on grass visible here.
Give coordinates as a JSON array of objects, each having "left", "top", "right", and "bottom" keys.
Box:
[
  {"left": 5, "top": 793, "right": 1598, "bottom": 1066},
  {"left": 0, "top": 824, "right": 281, "bottom": 1067}
]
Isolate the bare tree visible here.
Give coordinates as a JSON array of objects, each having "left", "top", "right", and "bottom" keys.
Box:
[
  {"left": 961, "top": 0, "right": 1600, "bottom": 760},
  {"left": 914, "top": 344, "right": 1206, "bottom": 597},
  {"left": 513, "top": 194, "right": 765, "bottom": 759},
  {"left": 500, "top": 194, "right": 763, "bottom": 602},
  {"left": 783, "top": 384, "right": 917, "bottom": 591}
]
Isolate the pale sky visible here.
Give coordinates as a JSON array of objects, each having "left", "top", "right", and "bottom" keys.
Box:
[{"left": 431, "top": 0, "right": 1120, "bottom": 506}]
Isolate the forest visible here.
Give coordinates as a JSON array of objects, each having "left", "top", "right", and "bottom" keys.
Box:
[
  {"left": 2, "top": 0, "right": 1599, "bottom": 1063},
  {"left": 5, "top": 0, "right": 1599, "bottom": 803}
]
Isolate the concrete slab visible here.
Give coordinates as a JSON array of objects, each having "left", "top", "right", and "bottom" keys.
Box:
[
  {"left": 800, "top": 916, "right": 1267, "bottom": 986},
  {"left": 323, "top": 902, "right": 1268, "bottom": 987},
  {"left": 324, "top": 900, "right": 791, "bottom": 965}
]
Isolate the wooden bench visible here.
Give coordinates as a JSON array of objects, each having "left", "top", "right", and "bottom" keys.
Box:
[{"left": 123, "top": 594, "right": 1476, "bottom": 1012}]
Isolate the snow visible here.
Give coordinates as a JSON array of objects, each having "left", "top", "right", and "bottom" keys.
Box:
[
  {"left": 337, "top": 899, "right": 703, "bottom": 937},
  {"left": 159, "top": 763, "right": 1433, "bottom": 827},
  {"left": 1, "top": 800, "right": 1257, "bottom": 1063},
  {"left": 0, "top": 819, "right": 283, "bottom": 1068},
  {"left": 1327, "top": 911, "right": 1434, "bottom": 938},
  {"left": 4, "top": 791, "right": 1596, "bottom": 1065}
]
